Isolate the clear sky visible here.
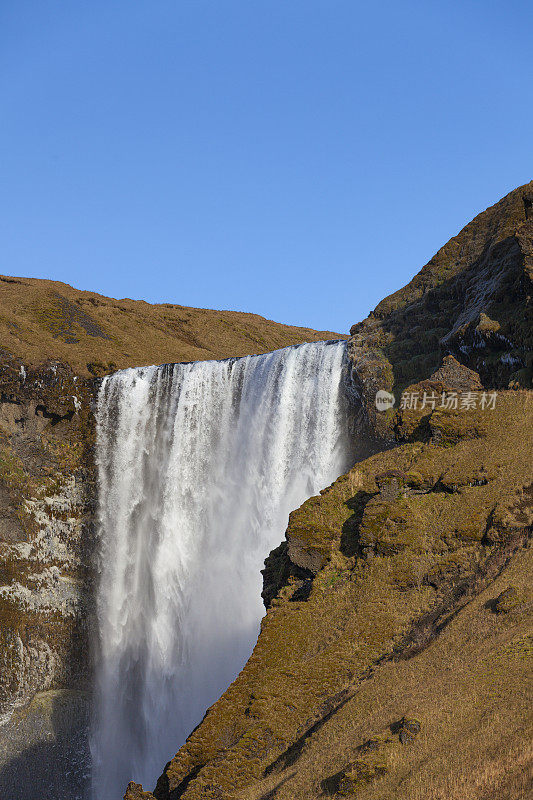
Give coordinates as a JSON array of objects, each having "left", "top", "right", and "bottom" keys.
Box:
[{"left": 1, "top": 1, "right": 532, "bottom": 334}]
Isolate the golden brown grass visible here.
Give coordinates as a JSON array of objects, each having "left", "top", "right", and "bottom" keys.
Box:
[
  {"left": 0, "top": 275, "right": 345, "bottom": 375},
  {"left": 236, "top": 546, "right": 533, "bottom": 800},
  {"left": 412, "top": 740, "right": 533, "bottom": 800}
]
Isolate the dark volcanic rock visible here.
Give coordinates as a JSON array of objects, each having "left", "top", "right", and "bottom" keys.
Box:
[{"left": 261, "top": 541, "right": 313, "bottom": 608}]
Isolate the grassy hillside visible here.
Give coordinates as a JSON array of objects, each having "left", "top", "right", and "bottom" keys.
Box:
[{"left": 0, "top": 275, "right": 345, "bottom": 376}]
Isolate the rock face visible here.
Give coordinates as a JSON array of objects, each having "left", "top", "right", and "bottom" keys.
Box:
[
  {"left": 128, "top": 183, "right": 532, "bottom": 800},
  {"left": 0, "top": 355, "right": 95, "bottom": 798},
  {"left": 346, "top": 181, "right": 532, "bottom": 441},
  {"left": 0, "top": 299, "right": 340, "bottom": 798}
]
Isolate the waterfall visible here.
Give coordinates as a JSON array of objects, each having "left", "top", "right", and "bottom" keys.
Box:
[{"left": 91, "top": 340, "right": 353, "bottom": 798}]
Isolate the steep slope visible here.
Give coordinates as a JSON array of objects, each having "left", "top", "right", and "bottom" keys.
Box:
[
  {"left": 125, "top": 182, "right": 533, "bottom": 800},
  {"left": 0, "top": 275, "right": 343, "bottom": 377}
]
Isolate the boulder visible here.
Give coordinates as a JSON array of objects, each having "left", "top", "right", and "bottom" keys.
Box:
[
  {"left": 397, "top": 717, "right": 421, "bottom": 744},
  {"left": 429, "top": 355, "right": 482, "bottom": 392},
  {"left": 123, "top": 782, "right": 155, "bottom": 800},
  {"left": 493, "top": 586, "right": 522, "bottom": 613}
]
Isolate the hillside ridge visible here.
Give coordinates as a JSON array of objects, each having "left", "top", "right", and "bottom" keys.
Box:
[{"left": 0, "top": 274, "right": 345, "bottom": 377}]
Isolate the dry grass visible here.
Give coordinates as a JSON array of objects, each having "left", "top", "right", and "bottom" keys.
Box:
[
  {"left": 411, "top": 740, "right": 533, "bottom": 800},
  {"left": 236, "top": 545, "right": 533, "bottom": 800},
  {"left": 0, "top": 275, "right": 345, "bottom": 375}
]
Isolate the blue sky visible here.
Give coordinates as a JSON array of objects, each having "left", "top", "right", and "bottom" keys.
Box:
[{"left": 1, "top": 1, "right": 532, "bottom": 334}]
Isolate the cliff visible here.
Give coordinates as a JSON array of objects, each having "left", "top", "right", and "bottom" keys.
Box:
[
  {"left": 347, "top": 180, "right": 532, "bottom": 440},
  {"left": 0, "top": 180, "right": 531, "bottom": 800},
  {"left": 126, "top": 182, "right": 533, "bottom": 800},
  {"left": 0, "top": 284, "right": 343, "bottom": 799}
]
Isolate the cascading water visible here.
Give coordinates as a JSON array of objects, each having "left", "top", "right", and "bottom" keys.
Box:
[{"left": 91, "top": 340, "right": 353, "bottom": 799}]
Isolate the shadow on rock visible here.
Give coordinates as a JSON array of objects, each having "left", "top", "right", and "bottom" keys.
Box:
[{"left": 0, "top": 689, "right": 90, "bottom": 800}]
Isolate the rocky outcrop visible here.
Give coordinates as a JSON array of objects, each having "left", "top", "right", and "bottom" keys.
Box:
[
  {"left": 319, "top": 719, "right": 421, "bottom": 797},
  {"left": 346, "top": 181, "right": 533, "bottom": 441},
  {"left": 491, "top": 586, "right": 523, "bottom": 614},
  {"left": 124, "top": 782, "right": 157, "bottom": 799}
]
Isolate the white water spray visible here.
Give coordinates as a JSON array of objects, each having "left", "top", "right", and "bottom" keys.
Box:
[{"left": 91, "top": 341, "right": 353, "bottom": 798}]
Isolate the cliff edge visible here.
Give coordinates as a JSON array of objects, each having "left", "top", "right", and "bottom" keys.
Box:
[{"left": 347, "top": 180, "right": 532, "bottom": 440}]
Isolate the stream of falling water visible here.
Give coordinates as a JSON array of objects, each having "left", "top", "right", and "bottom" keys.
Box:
[{"left": 91, "top": 340, "right": 353, "bottom": 798}]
